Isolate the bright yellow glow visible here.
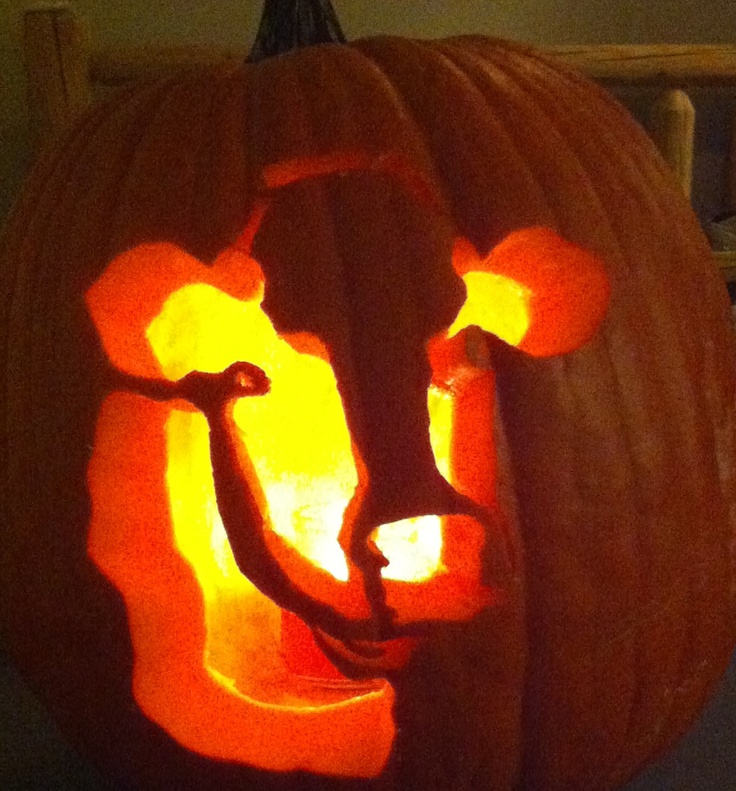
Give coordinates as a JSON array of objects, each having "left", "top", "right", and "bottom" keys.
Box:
[
  {"left": 428, "top": 386, "right": 453, "bottom": 484},
  {"left": 87, "top": 390, "right": 396, "bottom": 775},
  {"left": 448, "top": 272, "right": 531, "bottom": 346},
  {"left": 374, "top": 515, "right": 445, "bottom": 581},
  {"left": 166, "top": 411, "right": 246, "bottom": 584},
  {"left": 86, "top": 223, "right": 606, "bottom": 774},
  {"left": 148, "top": 283, "right": 358, "bottom": 581},
  {"left": 147, "top": 283, "right": 450, "bottom": 598},
  {"left": 165, "top": 410, "right": 284, "bottom": 696}
]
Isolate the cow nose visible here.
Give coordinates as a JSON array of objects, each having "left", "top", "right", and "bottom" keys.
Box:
[
  {"left": 335, "top": 343, "right": 452, "bottom": 527},
  {"left": 338, "top": 456, "right": 491, "bottom": 637},
  {"left": 344, "top": 461, "right": 469, "bottom": 542},
  {"left": 336, "top": 359, "right": 487, "bottom": 582}
]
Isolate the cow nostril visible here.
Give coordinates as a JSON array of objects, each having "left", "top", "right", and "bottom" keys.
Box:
[
  {"left": 371, "top": 514, "right": 445, "bottom": 582},
  {"left": 367, "top": 507, "right": 489, "bottom": 584},
  {"left": 369, "top": 510, "right": 494, "bottom": 630}
]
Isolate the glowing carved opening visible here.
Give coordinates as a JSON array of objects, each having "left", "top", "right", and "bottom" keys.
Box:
[
  {"left": 148, "top": 283, "right": 447, "bottom": 585},
  {"left": 448, "top": 271, "right": 532, "bottom": 346},
  {"left": 85, "top": 244, "right": 403, "bottom": 776},
  {"left": 85, "top": 241, "right": 489, "bottom": 777},
  {"left": 85, "top": 216, "right": 608, "bottom": 776},
  {"left": 450, "top": 228, "right": 610, "bottom": 357}
]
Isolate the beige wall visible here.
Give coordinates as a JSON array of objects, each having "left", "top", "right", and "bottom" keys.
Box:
[{"left": 2, "top": 0, "right": 736, "bottom": 221}]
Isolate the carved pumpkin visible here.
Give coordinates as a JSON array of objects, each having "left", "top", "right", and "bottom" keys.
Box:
[{"left": 1, "top": 4, "right": 735, "bottom": 790}]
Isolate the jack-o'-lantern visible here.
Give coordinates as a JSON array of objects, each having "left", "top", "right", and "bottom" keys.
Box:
[{"left": 1, "top": 2, "right": 735, "bottom": 790}]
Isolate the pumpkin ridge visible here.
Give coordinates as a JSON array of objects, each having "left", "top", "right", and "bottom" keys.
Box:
[
  {"left": 188, "top": 72, "right": 253, "bottom": 261},
  {"left": 342, "top": 38, "right": 447, "bottom": 188},
  {"left": 440, "top": 40, "right": 623, "bottom": 247},
  {"left": 282, "top": 41, "right": 433, "bottom": 181},
  {"left": 503, "top": 49, "right": 736, "bottom": 785},
  {"left": 0, "top": 76, "right": 168, "bottom": 248},
  {"left": 248, "top": 49, "right": 327, "bottom": 183},
  {"left": 353, "top": 36, "right": 551, "bottom": 254},
  {"left": 342, "top": 34, "right": 704, "bottom": 788},
  {"left": 428, "top": 40, "right": 648, "bottom": 787},
  {"left": 436, "top": 37, "right": 732, "bottom": 784},
  {"left": 564, "top": 343, "right": 673, "bottom": 790},
  {"left": 504, "top": 51, "right": 700, "bottom": 784},
  {"left": 0, "top": 80, "right": 178, "bottom": 548},
  {"left": 639, "top": 207, "right": 736, "bottom": 780},
  {"left": 0, "top": 79, "right": 170, "bottom": 321},
  {"left": 432, "top": 37, "right": 577, "bottom": 234},
  {"left": 538, "top": 36, "right": 736, "bottom": 650},
  {"left": 462, "top": 35, "right": 657, "bottom": 158},
  {"left": 105, "top": 77, "right": 222, "bottom": 258}
]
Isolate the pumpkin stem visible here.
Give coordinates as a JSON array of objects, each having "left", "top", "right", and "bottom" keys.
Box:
[{"left": 248, "top": 0, "right": 346, "bottom": 63}]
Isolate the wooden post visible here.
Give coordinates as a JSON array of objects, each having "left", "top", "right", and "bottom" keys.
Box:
[
  {"left": 649, "top": 89, "right": 696, "bottom": 198},
  {"left": 23, "top": 5, "right": 91, "bottom": 153},
  {"left": 728, "top": 112, "right": 736, "bottom": 212}
]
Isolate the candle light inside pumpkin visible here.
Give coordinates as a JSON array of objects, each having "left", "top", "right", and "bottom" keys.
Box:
[
  {"left": 150, "top": 280, "right": 460, "bottom": 681},
  {"left": 84, "top": 233, "right": 542, "bottom": 771}
]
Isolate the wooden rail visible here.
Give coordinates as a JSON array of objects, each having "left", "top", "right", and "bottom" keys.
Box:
[
  {"left": 546, "top": 45, "right": 736, "bottom": 86},
  {"left": 23, "top": 6, "right": 90, "bottom": 151},
  {"left": 716, "top": 251, "right": 736, "bottom": 282},
  {"left": 21, "top": 7, "right": 736, "bottom": 281}
]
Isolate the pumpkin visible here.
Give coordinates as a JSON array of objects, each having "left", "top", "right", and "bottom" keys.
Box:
[{"left": 1, "top": 2, "right": 735, "bottom": 790}]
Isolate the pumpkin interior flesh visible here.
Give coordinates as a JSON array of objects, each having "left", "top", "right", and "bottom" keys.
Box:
[{"left": 88, "top": 392, "right": 395, "bottom": 776}]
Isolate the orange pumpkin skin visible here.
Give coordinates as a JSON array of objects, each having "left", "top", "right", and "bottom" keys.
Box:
[{"left": 1, "top": 35, "right": 735, "bottom": 791}]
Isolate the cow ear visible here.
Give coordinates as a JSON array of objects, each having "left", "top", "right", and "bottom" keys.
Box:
[{"left": 449, "top": 228, "right": 610, "bottom": 357}]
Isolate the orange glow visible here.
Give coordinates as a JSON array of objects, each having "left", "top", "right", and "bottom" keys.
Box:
[
  {"left": 84, "top": 216, "right": 608, "bottom": 775},
  {"left": 85, "top": 240, "right": 487, "bottom": 777},
  {"left": 86, "top": 245, "right": 401, "bottom": 776},
  {"left": 451, "top": 228, "right": 610, "bottom": 356},
  {"left": 88, "top": 393, "right": 394, "bottom": 776}
]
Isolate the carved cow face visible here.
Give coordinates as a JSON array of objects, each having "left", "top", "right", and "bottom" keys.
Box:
[{"left": 84, "top": 153, "right": 609, "bottom": 776}]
